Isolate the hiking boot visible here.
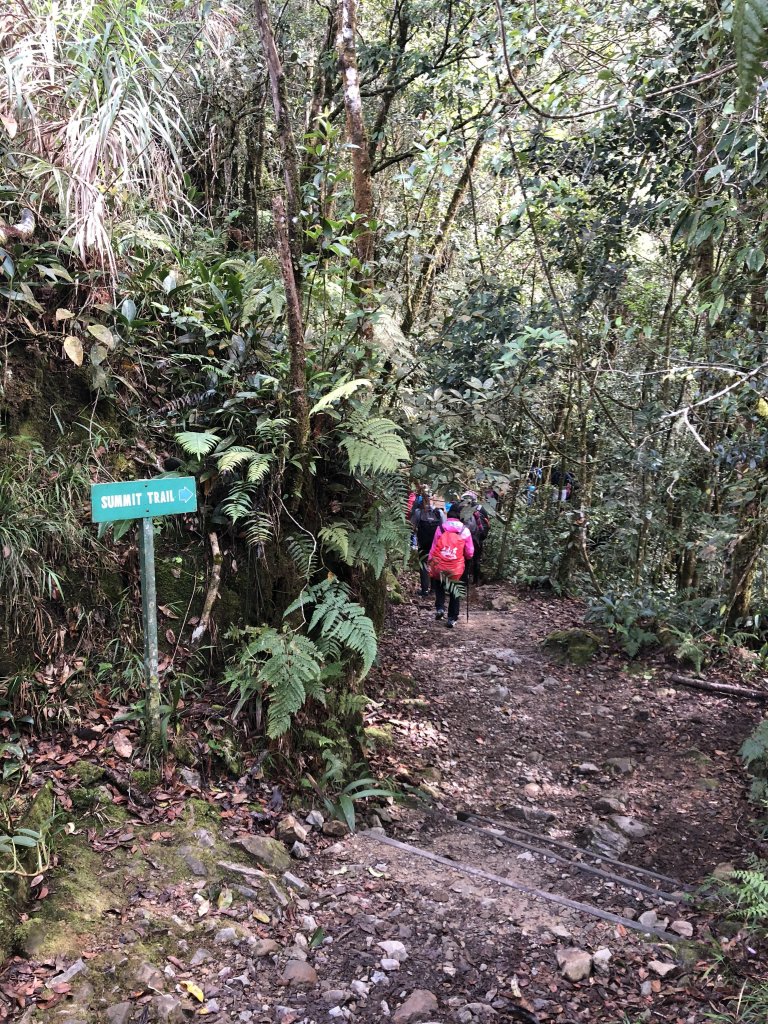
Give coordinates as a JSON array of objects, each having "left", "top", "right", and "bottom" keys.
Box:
[
  {"left": 420, "top": 590, "right": 431, "bottom": 598},
  {"left": 446, "top": 619, "right": 457, "bottom": 628},
  {"left": 435, "top": 610, "right": 445, "bottom": 620}
]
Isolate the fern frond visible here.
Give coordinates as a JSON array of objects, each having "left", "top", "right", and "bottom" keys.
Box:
[
  {"left": 217, "top": 446, "right": 259, "bottom": 472},
  {"left": 319, "top": 524, "right": 351, "bottom": 563},
  {"left": 175, "top": 430, "right": 220, "bottom": 457},
  {"left": 341, "top": 414, "right": 409, "bottom": 475},
  {"left": 227, "top": 626, "right": 324, "bottom": 737},
  {"left": 310, "top": 378, "right": 372, "bottom": 416},
  {"left": 286, "top": 532, "right": 318, "bottom": 579},
  {"left": 221, "top": 482, "right": 254, "bottom": 524},
  {"left": 285, "top": 578, "right": 377, "bottom": 675},
  {"left": 243, "top": 512, "right": 274, "bottom": 548}
]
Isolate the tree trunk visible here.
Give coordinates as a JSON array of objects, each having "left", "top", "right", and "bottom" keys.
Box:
[
  {"left": 401, "top": 133, "right": 484, "bottom": 335},
  {"left": 254, "top": 0, "right": 303, "bottom": 275},
  {"left": 336, "top": 0, "right": 375, "bottom": 271},
  {"left": 273, "top": 195, "right": 310, "bottom": 456}
]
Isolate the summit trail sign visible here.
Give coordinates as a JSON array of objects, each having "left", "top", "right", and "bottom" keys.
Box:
[
  {"left": 91, "top": 477, "right": 197, "bottom": 522},
  {"left": 91, "top": 477, "right": 198, "bottom": 751}
]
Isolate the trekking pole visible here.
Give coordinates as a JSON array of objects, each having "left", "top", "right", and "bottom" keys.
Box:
[{"left": 466, "top": 571, "right": 470, "bottom": 624}]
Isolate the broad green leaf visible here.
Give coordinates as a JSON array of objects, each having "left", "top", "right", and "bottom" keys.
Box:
[
  {"left": 734, "top": 0, "right": 768, "bottom": 110},
  {"left": 121, "top": 297, "right": 137, "bottom": 323}
]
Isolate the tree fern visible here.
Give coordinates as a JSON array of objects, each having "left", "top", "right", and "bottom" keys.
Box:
[
  {"left": 340, "top": 413, "right": 409, "bottom": 475},
  {"left": 734, "top": 0, "right": 768, "bottom": 110},
  {"left": 225, "top": 627, "right": 325, "bottom": 737},
  {"left": 284, "top": 578, "right": 377, "bottom": 674}
]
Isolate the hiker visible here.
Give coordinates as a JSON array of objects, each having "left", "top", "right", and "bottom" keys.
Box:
[
  {"left": 551, "top": 467, "right": 576, "bottom": 502},
  {"left": 410, "top": 490, "right": 444, "bottom": 596},
  {"left": 428, "top": 501, "right": 474, "bottom": 627},
  {"left": 459, "top": 491, "right": 491, "bottom": 584}
]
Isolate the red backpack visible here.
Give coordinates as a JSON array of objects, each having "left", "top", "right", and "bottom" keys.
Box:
[{"left": 429, "top": 525, "right": 468, "bottom": 579}]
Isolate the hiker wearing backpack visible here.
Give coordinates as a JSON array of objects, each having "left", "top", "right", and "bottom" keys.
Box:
[
  {"left": 459, "top": 491, "right": 491, "bottom": 584},
  {"left": 410, "top": 491, "right": 445, "bottom": 597},
  {"left": 428, "top": 502, "right": 474, "bottom": 628}
]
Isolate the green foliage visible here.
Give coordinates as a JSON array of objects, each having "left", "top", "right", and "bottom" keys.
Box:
[
  {"left": 733, "top": 0, "right": 768, "bottom": 111},
  {"left": 303, "top": 751, "right": 397, "bottom": 833},
  {"left": 285, "top": 578, "right": 378, "bottom": 674},
  {"left": 225, "top": 627, "right": 326, "bottom": 738},
  {"left": 705, "top": 980, "right": 768, "bottom": 1023},
  {"left": 0, "top": 444, "right": 95, "bottom": 646},
  {"left": 716, "top": 859, "right": 768, "bottom": 927},
  {"left": 740, "top": 719, "right": 768, "bottom": 800},
  {"left": 585, "top": 592, "right": 659, "bottom": 658},
  {"left": 340, "top": 412, "right": 409, "bottom": 476}
]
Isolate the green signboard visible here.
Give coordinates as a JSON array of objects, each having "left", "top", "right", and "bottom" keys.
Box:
[{"left": 91, "top": 477, "right": 197, "bottom": 523}]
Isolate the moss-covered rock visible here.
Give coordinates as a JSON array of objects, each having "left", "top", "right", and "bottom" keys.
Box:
[
  {"left": 384, "top": 569, "right": 404, "bottom": 606},
  {"left": 543, "top": 628, "right": 601, "bottom": 665},
  {"left": 131, "top": 768, "right": 161, "bottom": 793},
  {"left": 235, "top": 835, "right": 292, "bottom": 873},
  {"left": 71, "top": 760, "right": 107, "bottom": 787}
]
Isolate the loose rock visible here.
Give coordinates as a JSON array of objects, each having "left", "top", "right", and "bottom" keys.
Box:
[
  {"left": 605, "top": 757, "right": 634, "bottom": 774},
  {"left": 305, "top": 810, "right": 325, "bottom": 828},
  {"left": 322, "top": 820, "right": 349, "bottom": 838},
  {"left": 135, "top": 962, "right": 165, "bottom": 992},
  {"left": 277, "top": 814, "right": 309, "bottom": 845},
  {"left": 377, "top": 939, "right": 409, "bottom": 962},
  {"left": 236, "top": 835, "right": 292, "bottom": 873},
  {"left": 556, "top": 948, "right": 592, "bottom": 982},
  {"left": 280, "top": 960, "right": 318, "bottom": 987},
  {"left": 154, "top": 994, "right": 184, "bottom": 1022},
  {"left": 392, "top": 988, "right": 439, "bottom": 1023},
  {"left": 670, "top": 920, "right": 694, "bottom": 938},
  {"left": 609, "top": 814, "right": 650, "bottom": 839},
  {"left": 106, "top": 1003, "right": 134, "bottom": 1024}
]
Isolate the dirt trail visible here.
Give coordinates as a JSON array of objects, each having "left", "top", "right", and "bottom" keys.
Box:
[{"left": 1, "top": 582, "right": 763, "bottom": 1023}]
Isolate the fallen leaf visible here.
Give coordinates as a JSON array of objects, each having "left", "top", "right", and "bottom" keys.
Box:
[
  {"left": 1, "top": 113, "right": 17, "bottom": 138},
  {"left": 55, "top": 308, "right": 75, "bottom": 321},
  {"left": 113, "top": 731, "right": 133, "bottom": 759},
  {"left": 181, "top": 980, "right": 204, "bottom": 1002},
  {"left": 252, "top": 910, "right": 270, "bottom": 923}
]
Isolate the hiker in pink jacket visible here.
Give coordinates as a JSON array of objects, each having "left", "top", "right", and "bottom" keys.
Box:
[{"left": 427, "top": 501, "right": 474, "bottom": 628}]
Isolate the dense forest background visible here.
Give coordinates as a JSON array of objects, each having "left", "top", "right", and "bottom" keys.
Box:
[{"left": 2, "top": 0, "right": 768, "bottom": 761}]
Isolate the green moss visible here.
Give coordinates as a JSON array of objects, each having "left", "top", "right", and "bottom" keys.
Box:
[
  {"left": 543, "top": 628, "right": 601, "bottom": 665},
  {"left": 14, "top": 835, "right": 122, "bottom": 959},
  {"left": 71, "top": 787, "right": 98, "bottom": 811},
  {"left": 187, "top": 798, "right": 220, "bottom": 825},
  {"left": 130, "top": 768, "right": 161, "bottom": 793},
  {"left": 71, "top": 761, "right": 106, "bottom": 787},
  {"left": 172, "top": 733, "right": 197, "bottom": 767},
  {"left": 364, "top": 724, "right": 394, "bottom": 748}
]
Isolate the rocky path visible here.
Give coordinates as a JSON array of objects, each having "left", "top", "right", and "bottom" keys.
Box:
[{"left": 1, "top": 582, "right": 764, "bottom": 1023}]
